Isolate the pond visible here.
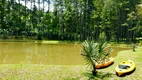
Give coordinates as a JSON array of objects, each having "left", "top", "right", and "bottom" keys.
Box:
[{"left": 0, "top": 42, "right": 130, "bottom": 65}]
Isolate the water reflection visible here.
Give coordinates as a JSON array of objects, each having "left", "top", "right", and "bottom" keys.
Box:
[
  {"left": 0, "top": 42, "right": 83, "bottom": 65},
  {"left": 0, "top": 42, "right": 130, "bottom": 65}
]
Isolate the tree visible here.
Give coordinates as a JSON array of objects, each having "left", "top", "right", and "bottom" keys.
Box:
[
  {"left": 101, "top": 0, "right": 117, "bottom": 41},
  {"left": 0, "top": 0, "right": 141, "bottom": 41},
  {"left": 81, "top": 40, "right": 112, "bottom": 75}
]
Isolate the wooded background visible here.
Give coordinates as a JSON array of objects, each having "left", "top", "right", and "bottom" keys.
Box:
[{"left": 0, "top": 0, "right": 142, "bottom": 43}]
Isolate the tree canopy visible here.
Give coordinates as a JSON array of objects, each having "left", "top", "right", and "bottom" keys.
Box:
[{"left": 0, "top": 0, "right": 142, "bottom": 42}]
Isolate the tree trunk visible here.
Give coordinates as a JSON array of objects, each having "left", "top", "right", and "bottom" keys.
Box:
[{"left": 92, "top": 64, "right": 97, "bottom": 76}]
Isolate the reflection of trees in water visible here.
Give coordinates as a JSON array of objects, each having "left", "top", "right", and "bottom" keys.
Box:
[
  {"left": 3, "top": 53, "right": 8, "bottom": 64},
  {"left": 25, "top": 48, "right": 32, "bottom": 64},
  {"left": 0, "top": 42, "right": 81, "bottom": 64}
]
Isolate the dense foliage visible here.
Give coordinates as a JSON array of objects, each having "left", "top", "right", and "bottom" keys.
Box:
[{"left": 0, "top": 0, "right": 142, "bottom": 42}]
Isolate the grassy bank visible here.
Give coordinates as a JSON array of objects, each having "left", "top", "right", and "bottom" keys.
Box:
[
  {"left": 98, "top": 47, "right": 142, "bottom": 80},
  {"left": 0, "top": 47, "right": 142, "bottom": 80},
  {"left": 0, "top": 39, "right": 82, "bottom": 44}
]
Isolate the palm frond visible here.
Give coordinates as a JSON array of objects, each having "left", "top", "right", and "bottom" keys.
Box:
[{"left": 81, "top": 39, "right": 112, "bottom": 75}]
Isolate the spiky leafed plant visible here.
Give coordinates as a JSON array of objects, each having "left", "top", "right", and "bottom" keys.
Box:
[
  {"left": 81, "top": 40, "right": 112, "bottom": 76},
  {"left": 97, "top": 41, "right": 112, "bottom": 61},
  {"left": 81, "top": 40, "right": 98, "bottom": 75}
]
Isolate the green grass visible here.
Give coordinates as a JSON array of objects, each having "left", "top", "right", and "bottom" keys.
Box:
[
  {"left": 0, "top": 40, "right": 81, "bottom": 44},
  {"left": 0, "top": 47, "right": 142, "bottom": 80},
  {"left": 0, "top": 65, "right": 87, "bottom": 80},
  {"left": 97, "top": 46, "right": 142, "bottom": 80}
]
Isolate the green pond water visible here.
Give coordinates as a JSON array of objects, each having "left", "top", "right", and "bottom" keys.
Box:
[{"left": 0, "top": 42, "right": 130, "bottom": 65}]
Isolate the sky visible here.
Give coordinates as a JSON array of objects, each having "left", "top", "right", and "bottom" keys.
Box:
[{"left": 15, "top": 0, "right": 54, "bottom": 11}]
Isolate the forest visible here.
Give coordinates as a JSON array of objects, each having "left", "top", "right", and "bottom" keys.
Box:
[{"left": 0, "top": 0, "right": 142, "bottom": 42}]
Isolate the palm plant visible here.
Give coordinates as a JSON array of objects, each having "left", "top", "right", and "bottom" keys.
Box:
[
  {"left": 81, "top": 40, "right": 112, "bottom": 76},
  {"left": 81, "top": 40, "right": 98, "bottom": 75}
]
